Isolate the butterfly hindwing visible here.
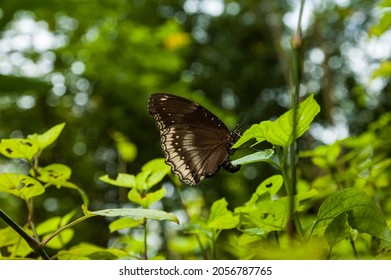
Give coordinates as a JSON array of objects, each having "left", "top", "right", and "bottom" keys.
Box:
[{"left": 148, "top": 93, "right": 240, "bottom": 185}]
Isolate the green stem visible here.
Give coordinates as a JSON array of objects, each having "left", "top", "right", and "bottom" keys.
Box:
[
  {"left": 143, "top": 218, "right": 148, "bottom": 260},
  {"left": 41, "top": 214, "right": 91, "bottom": 246}
]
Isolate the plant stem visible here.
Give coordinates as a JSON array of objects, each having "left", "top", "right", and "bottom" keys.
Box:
[{"left": 143, "top": 218, "right": 148, "bottom": 260}]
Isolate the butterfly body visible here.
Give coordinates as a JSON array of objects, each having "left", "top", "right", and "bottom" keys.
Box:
[{"left": 148, "top": 93, "right": 240, "bottom": 185}]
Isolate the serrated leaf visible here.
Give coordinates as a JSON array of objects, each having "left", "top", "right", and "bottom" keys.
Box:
[
  {"left": 27, "top": 123, "right": 65, "bottom": 151},
  {"left": 0, "top": 139, "right": 39, "bottom": 161},
  {"left": 266, "top": 94, "right": 320, "bottom": 147},
  {"left": 314, "top": 188, "right": 391, "bottom": 243},
  {"left": 0, "top": 174, "right": 44, "bottom": 200},
  {"left": 36, "top": 163, "right": 71, "bottom": 186},
  {"left": 99, "top": 173, "right": 136, "bottom": 188},
  {"left": 109, "top": 217, "right": 143, "bottom": 232},
  {"left": 207, "top": 198, "right": 239, "bottom": 229},
  {"left": 91, "top": 208, "right": 179, "bottom": 224},
  {"left": 231, "top": 149, "right": 274, "bottom": 166}
]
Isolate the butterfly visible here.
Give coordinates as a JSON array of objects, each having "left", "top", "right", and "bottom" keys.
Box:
[{"left": 148, "top": 93, "right": 241, "bottom": 185}]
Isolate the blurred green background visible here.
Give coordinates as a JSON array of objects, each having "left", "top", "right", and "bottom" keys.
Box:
[{"left": 0, "top": 0, "right": 390, "bottom": 249}]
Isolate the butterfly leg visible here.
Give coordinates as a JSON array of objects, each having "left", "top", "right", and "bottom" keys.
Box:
[{"left": 222, "top": 158, "right": 240, "bottom": 173}]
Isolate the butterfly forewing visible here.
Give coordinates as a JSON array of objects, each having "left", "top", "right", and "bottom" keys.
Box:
[{"left": 148, "top": 93, "right": 239, "bottom": 185}]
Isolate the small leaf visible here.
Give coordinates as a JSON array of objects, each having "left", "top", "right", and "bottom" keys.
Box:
[
  {"left": 36, "top": 163, "right": 72, "bottom": 187},
  {"left": 109, "top": 217, "right": 143, "bottom": 232},
  {"left": 142, "top": 158, "right": 171, "bottom": 188},
  {"left": 266, "top": 94, "right": 320, "bottom": 147},
  {"left": 111, "top": 131, "right": 138, "bottom": 163},
  {"left": 0, "top": 139, "right": 39, "bottom": 161},
  {"left": 0, "top": 174, "right": 44, "bottom": 200},
  {"left": 207, "top": 198, "right": 239, "bottom": 229},
  {"left": 28, "top": 123, "right": 65, "bottom": 151},
  {"left": 232, "top": 121, "right": 273, "bottom": 148},
  {"left": 99, "top": 173, "right": 136, "bottom": 188},
  {"left": 231, "top": 149, "right": 274, "bottom": 166},
  {"left": 128, "top": 187, "right": 166, "bottom": 208},
  {"left": 250, "top": 175, "right": 284, "bottom": 202},
  {"left": 91, "top": 208, "right": 179, "bottom": 224}
]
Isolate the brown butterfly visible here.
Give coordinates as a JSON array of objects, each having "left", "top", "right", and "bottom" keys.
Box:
[{"left": 148, "top": 93, "right": 240, "bottom": 185}]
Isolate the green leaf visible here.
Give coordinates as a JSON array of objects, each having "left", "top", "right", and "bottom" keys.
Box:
[
  {"left": 34, "top": 210, "right": 77, "bottom": 249},
  {"left": 266, "top": 94, "right": 320, "bottom": 147},
  {"left": 243, "top": 199, "right": 289, "bottom": 232},
  {"left": 99, "top": 173, "right": 136, "bottom": 188},
  {"left": 109, "top": 217, "right": 143, "bottom": 232},
  {"left": 111, "top": 131, "right": 138, "bottom": 163},
  {"left": 0, "top": 138, "right": 39, "bottom": 161},
  {"left": 232, "top": 121, "right": 272, "bottom": 148},
  {"left": 313, "top": 188, "right": 391, "bottom": 243},
  {"left": 27, "top": 123, "right": 65, "bottom": 151},
  {"left": 231, "top": 149, "right": 274, "bottom": 166},
  {"left": 0, "top": 174, "right": 44, "bottom": 200},
  {"left": 127, "top": 187, "right": 166, "bottom": 207},
  {"left": 372, "top": 61, "right": 391, "bottom": 79},
  {"left": 141, "top": 158, "right": 171, "bottom": 188},
  {"left": 235, "top": 175, "right": 284, "bottom": 215},
  {"left": 207, "top": 198, "right": 239, "bottom": 229},
  {"left": 324, "top": 212, "right": 350, "bottom": 248},
  {"left": 35, "top": 163, "right": 72, "bottom": 187},
  {"left": 57, "top": 242, "right": 129, "bottom": 260},
  {"left": 91, "top": 208, "right": 179, "bottom": 224},
  {"left": 251, "top": 175, "right": 283, "bottom": 202}
]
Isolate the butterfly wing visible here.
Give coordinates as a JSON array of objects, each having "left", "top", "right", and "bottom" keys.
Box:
[{"left": 148, "top": 93, "right": 235, "bottom": 185}]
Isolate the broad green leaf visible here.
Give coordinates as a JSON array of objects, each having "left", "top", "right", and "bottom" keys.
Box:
[
  {"left": 266, "top": 94, "right": 320, "bottom": 147},
  {"left": 0, "top": 174, "right": 44, "bottom": 200},
  {"left": 0, "top": 138, "right": 39, "bottom": 161},
  {"left": 127, "top": 187, "right": 166, "bottom": 208},
  {"left": 91, "top": 208, "right": 179, "bottom": 224},
  {"left": 109, "top": 217, "right": 143, "bottom": 232},
  {"left": 99, "top": 173, "right": 136, "bottom": 188},
  {"left": 27, "top": 123, "right": 65, "bottom": 151},
  {"left": 35, "top": 163, "right": 71, "bottom": 187},
  {"left": 324, "top": 212, "right": 350, "bottom": 248},
  {"left": 232, "top": 121, "right": 272, "bottom": 148},
  {"left": 231, "top": 149, "right": 274, "bottom": 166},
  {"left": 313, "top": 188, "right": 391, "bottom": 243},
  {"left": 207, "top": 198, "right": 239, "bottom": 229}
]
